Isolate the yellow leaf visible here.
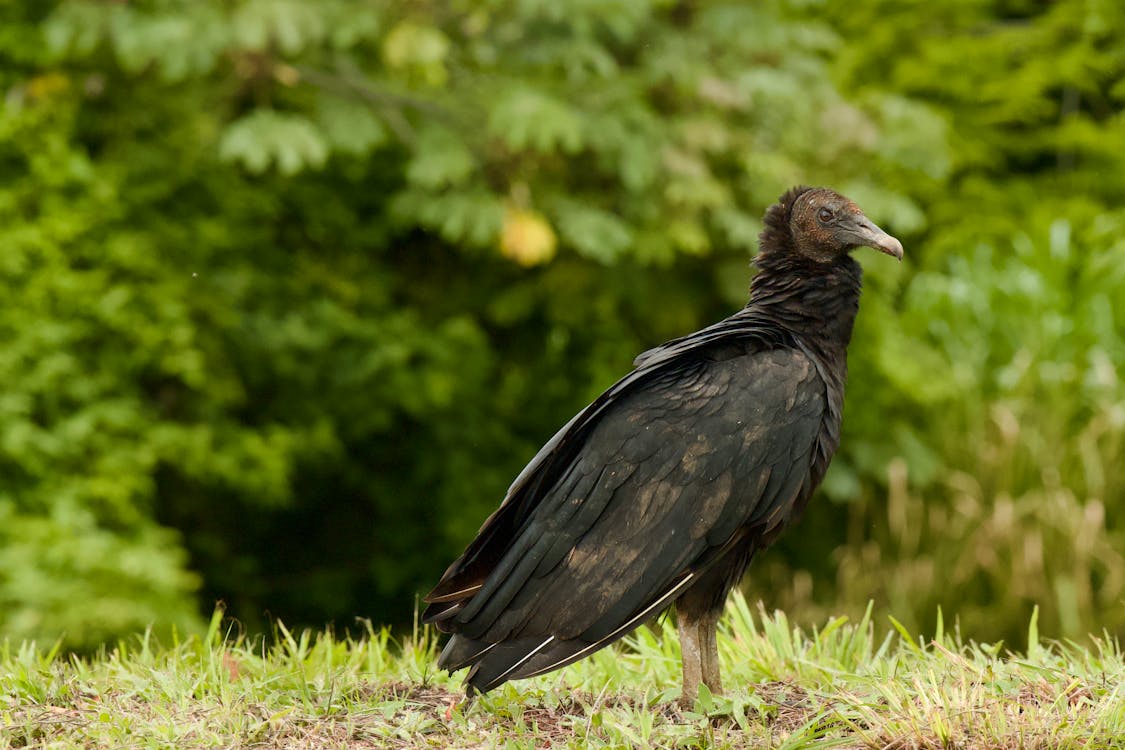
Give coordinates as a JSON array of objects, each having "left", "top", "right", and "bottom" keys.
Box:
[
  {"left": 26, "top": 73, "right": 70, "bottom": 100},
  {"left": 382, "top": 22, "right": 449, "bottom": 87},
  {"left": 500, "top": 208, "right": 557, "bottom": 267}
]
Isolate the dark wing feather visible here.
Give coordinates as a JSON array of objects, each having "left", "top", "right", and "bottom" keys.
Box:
[
  {"left": 424, "top": 311, "right": 786, "bottom": 608},
  {"left": 424, "top": 316, "right": 826, "bottom": 693}
]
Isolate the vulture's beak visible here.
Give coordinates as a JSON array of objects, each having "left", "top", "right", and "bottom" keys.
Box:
[{"left": 844, "top": 215, "right": 904, "bottom": 261}]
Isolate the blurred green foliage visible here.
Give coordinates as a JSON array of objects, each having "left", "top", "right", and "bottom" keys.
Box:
[{"left": 0, "top": 0, "right": 1123, "bottom": 649}]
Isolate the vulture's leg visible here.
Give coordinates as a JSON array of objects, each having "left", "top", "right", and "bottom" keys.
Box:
[
  {"left": 677, "top": 612, "right": 703, "bottom": 706},
  {"left": 697, "top": 606, "right": 723, "bottom": 695},
  {"left": 676, "top": 546, "right": 753, "bottom": 707},
  {"left": 676, "top": 601, "right": 725, "bottom": 707}
]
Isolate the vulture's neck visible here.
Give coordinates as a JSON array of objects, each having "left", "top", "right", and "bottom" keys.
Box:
[{"left": 746, "top": 251, "right": 862, "bottom": 360}]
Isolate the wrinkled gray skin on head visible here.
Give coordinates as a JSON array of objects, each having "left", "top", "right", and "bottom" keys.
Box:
[{"left": 788, "top": 188, "right": 904, "bottom": 264}]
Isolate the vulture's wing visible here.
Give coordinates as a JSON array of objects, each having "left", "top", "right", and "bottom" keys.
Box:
[{"left": 424, "top": 320, "right": 825, "bottom": 692}]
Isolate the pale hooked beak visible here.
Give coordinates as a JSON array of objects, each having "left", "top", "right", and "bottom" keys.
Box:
[{"left": 845, "top": 216, "right": 904, "bottom": 261}]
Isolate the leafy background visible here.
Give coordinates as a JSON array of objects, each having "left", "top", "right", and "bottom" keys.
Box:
[{"left": 1, "top": 0, "right": 1123, "bottom": 650}]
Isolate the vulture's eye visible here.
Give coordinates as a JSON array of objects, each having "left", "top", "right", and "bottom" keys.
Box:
[{"left": 817, "top": 207, "right": 833, "bottom": 223}]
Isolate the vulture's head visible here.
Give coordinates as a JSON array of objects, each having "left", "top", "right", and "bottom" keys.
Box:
[{"left": 767, "top": 186, "right": 904, "bottom": 264}]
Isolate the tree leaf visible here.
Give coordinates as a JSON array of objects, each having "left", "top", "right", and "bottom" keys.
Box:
[{"left": 219, "top": 110, "right": 329, "bottom": 175}]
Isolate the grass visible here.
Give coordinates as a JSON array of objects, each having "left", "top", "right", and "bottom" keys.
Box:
[{"left": 3, "top": 594, "right": 1124, "bottom": 749}]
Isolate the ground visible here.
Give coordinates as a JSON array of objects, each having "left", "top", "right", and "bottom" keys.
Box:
[{"left": 3, "top": 595, "right": 1123, "bottom": 749}]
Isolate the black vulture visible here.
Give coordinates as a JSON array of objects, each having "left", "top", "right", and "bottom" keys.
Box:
[{"left": 423, "top": 186, "right": 903, "bottom": 705}]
